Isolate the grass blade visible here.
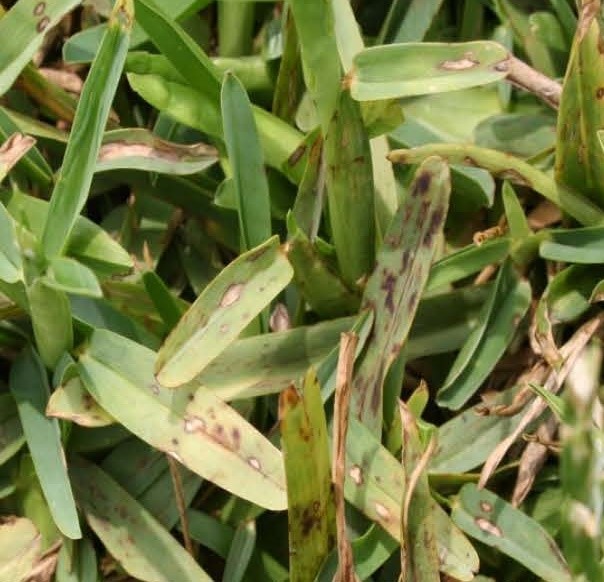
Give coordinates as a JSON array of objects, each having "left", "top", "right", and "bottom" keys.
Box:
[
  {"left": 79, "top": 329, "right": 287, "bottom": 510},
  {"left": 28, "top": 279, "right": 73, "bottom": 369},
  {"left": 288, "top": 0, "right": 341, "bottom": 131},
  {"left": 325, "top": 89, "right": 376, "bottom": 286},
  {"left": 41, "top": 0, "right": 133, "bottom": 258},
  {"left": 389, "top": 143, "right": 604, "bottom": 226},
  {"left": 156, "top": 236, "right": 293, "bottom": 388},
  {"left": 221, "top": 73, "right": 271, "bottom": 252},
  {"left": 0, "top": 0, "right": 80, "bottom": 96},
  {"left": 349, "top": 42, "right": 508, "bottom": 101},
  {"left": 452, "top": 483, "right": 572, "bottom": 582},
  {"left": 352, "top": 157, "right": 450, "bottom": 434},
  {"left": 10, "top": 346, "right": 81, "bottom": 539},
  {"left": 97, "top": 128, "right": 217, "bottom": 175},
  {"left": 279, "top": 372, "right": 335, "bottom": 581},
  {"left": 70, "top": 456, "right": 211, "bottom": 582},
  {"left": 436, "top": 259, "right": 531, "bottom": 410}
]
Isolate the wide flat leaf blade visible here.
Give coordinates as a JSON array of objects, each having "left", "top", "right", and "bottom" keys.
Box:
[
  {"left": 452, "top": 483, "right": 572, "bottom": 582},
  {"left": 79, "top": 329, "right": 287, "bottom": 510},
  {"left": 349, "top": 42, "right": 508, "bottom": 101},
  {"left": 10, "top": 347, "right": 81, "bottom": 539},
  {"left": 156, "top": 236, "right": 293, "bottom": 388},
  {"left": 70, "top": 457, "right": 211, "bottom": 582},
  {"left": 0, "top": 0, "right": 81, "bottom": 96},
  {"left": 280, "top": 373, "right": 336, "bottom": 580}
]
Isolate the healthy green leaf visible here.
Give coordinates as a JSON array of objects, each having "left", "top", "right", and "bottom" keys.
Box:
[
  {"left": 221, "top": 73, "right": 271, "bottom": 252},
  {"left": 28, "top": 279, "right": 73, "bottom": 369},
  {"left": 436, "top": 259, "right": 531, "bottom": 410},
  {"left": 41, "top": 0, "right": 133, "bottom": 258},
  {"left": 10, "top": 346, "right": 81, "bottom": 539}
]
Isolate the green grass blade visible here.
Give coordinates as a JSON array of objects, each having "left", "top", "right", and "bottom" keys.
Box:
[
  {"left": 349, "top": 41, "right": 508, "bottom": 101},
  {"left": 0, "top": 0, "right": 81, "bottom": 96},
  {"left": 286, "top": 222, "right": 360, "bottom": 318},
  {"left": 352, "top": 157, "right": 450, "bottom": 434},
  {"left": 44, "top": 257, "right": 102, "bottom": 298},
  {"left": 221, "top": 73, "right": 271, "bottom": 252},
  {"left": 426, "top": 238, "right": 510, "bottom": 292},
  {"left": 280, "top": 372, "right": 335, "bottom": 581},
  {"left": 78, "top": 329, "right": 287, "bottom": 510},
  {"left": 393, "top": 0, "right": 446, "bottom": 43},
  {"left": 436, "top": 260, "right": 531, "bottom": 410},
  {"left": 70, "top": 456, "right": 211, "bottom": 582},
  {"left": 41, "top": 0, "right": 133, "bottom": 258},
  {"left": 133, "top": 0, "right": 221, "bottom": 100},
  {"left": 3, "top": 190, "right": 133, "bottom": 277},
  {"left": 10, "top": 346, "right": 81, "bottom": 539},
  {"left": 156, "top": 236, "right": 293, "bottom": 388},
  {"left": 540, "top": 226, "right": 604, "bottom": 264},
  {"left": 63, "top": 0, "right": 212, "bottom": 63},
  {"left": 344, "top": 417, "right": 479, "bottom": 580},
  {"left": 389, "top": 143, "right": 604, "bottom": 226},
  {"left": 125, "top": 54, "right": 305, "bottom": 183},
  {"left": 0, "top": 201, "right": 23, "bottom": 284},
  {"left": 28, "top": 279, "right": 73, "bottom": 369},
  {"left": 452, "top": 483, "right": 572, "bottom": 582},
  {"left": 0, "top": 392, "right": 25, "bottom": 466},
  {"left": 222, "top": 521, "right": 256, "bottom": 582},
  {"left": 325, "top": 89, "right": 376, "bottom": 286},
  {"left": 288, "top": 0, "right": 341, "bottom": 131},
  {"left": 142, "top": 271, "right": 185, "bottom": 331},
  {"left": 555, "top": 4, "right": 604, "bottom": 207}
]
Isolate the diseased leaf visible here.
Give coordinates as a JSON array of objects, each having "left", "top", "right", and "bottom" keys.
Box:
[
  {"left": 280, "top": 372, "right": 335, "bottom": 580},
  {"left": 349, "top": 42, "right": 508, "bottom": 101},
  {"left": 97, "top": 128, "right": 218, "bottom": 174},
  {"left": 156, "top": 236, "right": 293, "bottom": 388},
  {"left": 78, "top": 329, "right": 287, "bottom": 510},
  {"left": 47, "top": 376, "right": 114, "bottom": 428},
  {"left": 0, "top": 517, "right": 40, "bottom": 582},
  {"left": 452, "top": 483, "right": 572, "bottom": 582},
  {"left": 352, "top": 157, "right": 450, "bottom": 434},
  {"left": 70, "top": 456, "right": 211, "bottom": 582},
  {"left": 0, "top": 0, "right": 81, "bottom": 96}
]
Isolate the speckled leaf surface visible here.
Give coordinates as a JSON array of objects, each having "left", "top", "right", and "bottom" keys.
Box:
[
  {"left": 155, "top": 236, "right": 293, "bottom": 387},
  {"left": 79, "top": 329, "right": 287, "bottom": 510},
  {"left": 70, "top": 456, "right": 211, "bottom": 582},
  {"left": 351, "top": 157, "right": 450, "bottom": 434},
  {"left": 344, "top": 417, "right": 478, "bottom": 581},
  {"left": 280, "top": 372, "right": 335, "bottom": 581},
  {"left": 555, "top": 1, "right": 604, "bottom": 207}
]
